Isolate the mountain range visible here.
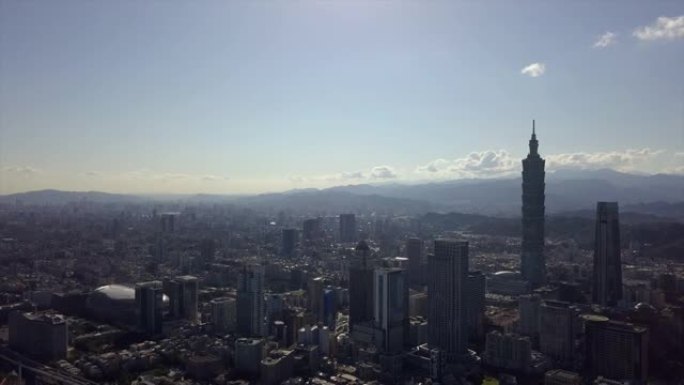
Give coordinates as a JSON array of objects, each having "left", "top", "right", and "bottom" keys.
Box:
[{"left": 1, "top": 169, "right": 683, "bottom": 218}]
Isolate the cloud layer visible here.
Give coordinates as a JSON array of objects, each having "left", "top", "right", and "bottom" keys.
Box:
[
  {"left": 634, "top": 15, "right": 684, "bottom": 41},
  {"left": 416, "top": 148, "right": 681, "bottom": 179}
]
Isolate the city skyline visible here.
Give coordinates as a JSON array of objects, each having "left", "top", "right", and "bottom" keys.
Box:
[{"left": 1, "top": 1, "right": 684, "bottom": 194}]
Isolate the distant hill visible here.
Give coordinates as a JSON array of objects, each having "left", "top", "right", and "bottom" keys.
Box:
[
  {"left": 1, "top": 169, "right": 682, "bottom": 217},
  {"left": 320, "top": 169, "right": 684, "bottom": 216},
  {"left": 0, "top": 189, "right": 147, "bottom": 205}
]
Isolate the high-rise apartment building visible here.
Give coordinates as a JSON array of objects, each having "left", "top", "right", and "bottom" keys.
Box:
[{"left": 237, "top": 265, "right": 265, "bottom": 337}]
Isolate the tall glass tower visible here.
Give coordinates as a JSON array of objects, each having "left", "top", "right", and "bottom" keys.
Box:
[
  {"left": 592, "top": 202, "right": 622, "bottom": 306},
  {"left": 521, "top": 120, "right": 546, "bottom": 287}
]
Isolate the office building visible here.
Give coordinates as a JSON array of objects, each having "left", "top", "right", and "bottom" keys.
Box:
[
  {"left": 521, "top": 121, "right": 546, "bottom": 287},
  {"left": 585, "top": 318, "right": 648, "bottom": 383},
  {"left": 211, "top": 297, "right": 236, "bottom": 334},
  {"left": 518, "top": 294, "right": 542, "bottom": 341},
  {"left": 349, "top": 241, "right": 374, "bottom": 329},
  {"left": 160, "top": 212, "right": 176, "bottom": 233},
  {"left": 428, "top": 240, "right": 469, "bottom": 361},
  {"left": 235, "top": 338, "right": 265, "bottom": 376},
  {"left": 539, "top": 300, "right": 575, "bottom": 364},
  {"left": 406, "top": 238, "right": 424, "bottom": 287},
  {"left": 374, "top": 267, "right": 409, "bottom": 353},
  {"left": 592, "top": 202, "right": 623, "bottom": 307},
  {"left": 466, "top": 271, "right": 486, "bottom": 340},
  {"left": 339, "top": 213, "right": 357, "bottom": 243},
  {"left": 322, "top": 287, "right": 337, "bottom": 329},
  {"left": 302, "top": 218, "right": 322, "bottom": 241},
  {"left": 165, "top": 275, "right": 199, "bottom": 322},
  {"left": 237, "top": 264, "right": 265, "bottom": 337},
  {"left": 261, "top": 349, "right": 295, "bottom": 385},
  {"left": 135, "top": 280, "right": 163, "bottom": 334},
  {"left": 281, "top": 228, "right": 298, "bottom": 257},
  {"left": 8, "top": 311, "right": 68, "bottom": 361},
  {"left": 483, "top": 331, "right": 532, "bottom": 371}
]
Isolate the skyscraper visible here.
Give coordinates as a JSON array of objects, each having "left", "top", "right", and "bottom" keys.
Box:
[
  {"left": 237, "top": 264, "right": 265, "bottom": 337},
  {"left": 592, "top": 202, "right": 623, "bottom": 307},
  {"left": 281, "top": 228, "right": 298, "bottom": 257},
  {"left": 406, "top": 238, "right": 424, "bottom": 287},
  {"left": 135, "top": 280, "right": 163, "bottom": 334},
  {"left": 518, "top": 294, "right": 542, "bottom": 342},
  {"left": 374, "top": 267, "right": 409, "bottom": 353},
  {"left": 539, "top": 300, "right": 575, "bottom": 364},
  {"left": 521, "top": 120, "right": 546, "bottom": 287},
  {"left": 428, "top": 240, "right": 469, "bottom": 361},
  {"left": 339, "top": 213, "right": 357, "bottom": 243},
  {"left": 302, "top": 218, "right": 322, "bottom": 241},
  {"left": 466, "top": 271, "right": 486, "bottom": 341},
  {"left": 165, "top": 275, "right": 199, "bottom": 322},
  {"left": 349, "top": 241, "right": 375, "bottom": 329}
]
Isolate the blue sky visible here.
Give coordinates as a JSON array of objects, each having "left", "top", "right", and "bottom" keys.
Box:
[{"left": 1, "top": 1, "right": 683, "bottom": 194}]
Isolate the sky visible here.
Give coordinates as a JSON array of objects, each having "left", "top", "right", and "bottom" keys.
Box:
[{"left": 1, "top": 1, "right": 683, "bottom": 195}]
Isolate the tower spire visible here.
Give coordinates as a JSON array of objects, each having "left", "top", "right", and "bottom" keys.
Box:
[{"left": 528, "top": 120, "right": 539, "bottom": 155}]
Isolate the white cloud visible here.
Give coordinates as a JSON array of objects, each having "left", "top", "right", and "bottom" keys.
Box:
[
  {"left": 521, "top": 62, "right": 546, "bottom": 77},
  {"left": 291, "top": 165, "right": 399, "bottom": 185},
  {"left": 370, "top": 166, "right": 397, "bottom": 179},
  {"left": 634, "top": 15, "right": 684, "bottom": 41},
  {"left": 417, "top": 150, "right": 517, "bottom": 178},
  {"left": 2, "top": 165, "right": 41, "bottom": 175},
  {"left": 547, "top": 148, "right": 663, "bottom": 171},
  {"left": 593, "top": 32, "right": 617, "bottom": 48}
]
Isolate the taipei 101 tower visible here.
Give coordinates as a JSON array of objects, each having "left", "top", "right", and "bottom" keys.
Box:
[{"left": 521, "top": 120, "right": 546, "bottom": 287}]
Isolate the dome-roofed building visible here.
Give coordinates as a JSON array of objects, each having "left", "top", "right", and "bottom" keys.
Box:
[{"left": 86, "top": 284, "right": 168, "bottom": 326}]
